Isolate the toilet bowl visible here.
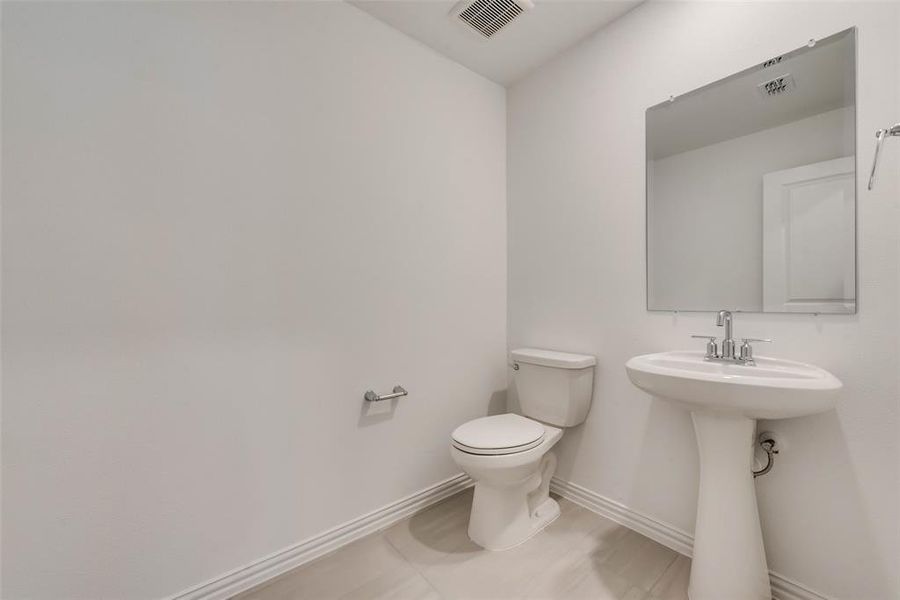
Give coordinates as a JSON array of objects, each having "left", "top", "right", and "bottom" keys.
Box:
[
  {"left": 451, "top": 414, "right": 563, "bottom": 550},
  {"left": 450, "top": 348, "right": 596, "bottom": 551}
]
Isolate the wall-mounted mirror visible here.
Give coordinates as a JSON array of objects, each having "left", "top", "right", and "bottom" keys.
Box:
[{"left": 646, "top": 28, "right": 856, "bottom": 314}]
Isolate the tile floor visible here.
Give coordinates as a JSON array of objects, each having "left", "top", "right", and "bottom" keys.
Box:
[{"left": 236, "top": 489, "right": 690, "bottom": 600}]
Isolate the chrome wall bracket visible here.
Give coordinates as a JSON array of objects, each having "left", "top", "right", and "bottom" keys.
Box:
[
  {"left": 364, "top": 385, "right": 408, "bottom": 402},
  {"left": 867, "top": 123, "right": 900, "bottom": 190}
]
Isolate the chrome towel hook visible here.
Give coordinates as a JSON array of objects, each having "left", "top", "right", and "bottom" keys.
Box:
[
  {"left": 867, "top": 123, "right": 900, "bottom": 190},
  {"left": 364, "top": 385, "right": 408, "bottom": 402}
]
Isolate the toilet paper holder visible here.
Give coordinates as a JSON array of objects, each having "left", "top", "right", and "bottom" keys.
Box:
[{"left": 364, "top": 385, "right": 408, "bottom": 402}]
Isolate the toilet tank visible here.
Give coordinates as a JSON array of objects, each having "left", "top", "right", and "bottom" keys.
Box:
[{"left": 511, "top": 348, "right": 596, "bottom": 427}]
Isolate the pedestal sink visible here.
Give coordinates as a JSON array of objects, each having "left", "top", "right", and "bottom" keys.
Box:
[{"left": 625, "top": 351, "right": 841, "bottom": 600}]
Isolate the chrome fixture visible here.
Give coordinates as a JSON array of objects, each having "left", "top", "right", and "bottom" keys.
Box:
[
  {"left": 691, "top": 335, "right": 718, "bottom": 359},
  {"left": 752, "top": 434, "right": 779, "bottom": 478},
  {"left": 692, "top": 311, "right": 771, "bottom": 365},
  {"left": 868, "top": 123, "right": 900, "bottom": 190},
  {"left": 716, "top": 310, "right": 735, "bottom": 359},
  {"left": 364, "top": 385, "right": 408, "bottom": 402},
  {"left": 740, "top": 338, "right": 771, "bottom": 363}
]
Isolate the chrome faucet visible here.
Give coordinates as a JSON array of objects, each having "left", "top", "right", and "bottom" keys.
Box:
[
  {"left": 716, "top": 310, "right": 735, "bottom": 359},
  {"left": 691, "top": 310, "right": 772, "bottom": 365}
]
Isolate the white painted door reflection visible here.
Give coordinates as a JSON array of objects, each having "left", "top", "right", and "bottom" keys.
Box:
[{"left": 763, "top": 156, "right": 855, "bottom": 313}]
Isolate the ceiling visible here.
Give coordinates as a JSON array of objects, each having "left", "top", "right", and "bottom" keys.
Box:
[{"left": 349, "top": 0, "right": 643, "bottom": 86}]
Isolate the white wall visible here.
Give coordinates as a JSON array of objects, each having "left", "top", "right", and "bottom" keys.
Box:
[
  {"left": 649, "top": 106, "right": 854, "bottom": 311},
  {"left": 508, "top": 2, "right": 898, "bottom": 598},
  {"left": 0, "top": 3, "right": 506, "bottom": 598}
]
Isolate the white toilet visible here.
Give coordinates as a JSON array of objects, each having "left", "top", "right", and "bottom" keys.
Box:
[{"left": 450, "top": 348, "right": 596, "bottom": 550}]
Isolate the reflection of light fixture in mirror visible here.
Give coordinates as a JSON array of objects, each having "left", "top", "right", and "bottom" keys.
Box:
[{"left": 757, "top": 73, "right": 795, "bottom": 97}]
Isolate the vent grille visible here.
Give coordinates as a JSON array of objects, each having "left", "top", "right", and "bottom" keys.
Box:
[
  {"left": 457, "top": 0, "right": 525, "bottom": 38},
  {"left": 758, "top": 73, "right": 795, "bottom": 97},
  {"left": 762, "top": 55, "right": 784, "bottom": 68}
]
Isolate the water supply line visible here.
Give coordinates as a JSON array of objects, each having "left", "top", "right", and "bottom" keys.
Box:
[
  {"left": 867, "top": 123, "right": 900, "bottom": 190},
  {"left": 752, "top": 436, "right": 778, "bottom": 478}
]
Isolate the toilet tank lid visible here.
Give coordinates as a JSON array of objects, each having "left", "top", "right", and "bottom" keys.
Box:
[{"left": 510, "top": 348, "right": 596, "bottom": 369}]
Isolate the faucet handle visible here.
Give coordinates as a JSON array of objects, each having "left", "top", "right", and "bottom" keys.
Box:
[
  {"left": 739, "top": 338, "right": 772, "bottom": 362},
  {"left": 691, "top": 335, "right": 719, "bottom": 359}
]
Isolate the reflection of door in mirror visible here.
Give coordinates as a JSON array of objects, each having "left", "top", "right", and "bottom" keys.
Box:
[{"left": 762, "top": 157, "right": 855, "bottom": 313}]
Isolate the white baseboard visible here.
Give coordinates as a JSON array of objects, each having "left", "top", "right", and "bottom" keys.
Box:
[
  {"left": 549, "top": 477, "right": 694, "bottom": 557},
  {"left": 768, "top": 572, "right": 836, "bottom": 600},
  {"left": 168, "top": 473, "right": 830, "bottom": 600},
  {"left": 550, "top": 477, "right": 833, "bottom": 600},
  {"left": 168, "top": 473, "right": 473, "bottom": 600}
]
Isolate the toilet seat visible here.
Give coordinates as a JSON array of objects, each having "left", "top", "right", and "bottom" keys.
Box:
[{"left": 451, "top": 414, "right": 545, "bottom": 456}]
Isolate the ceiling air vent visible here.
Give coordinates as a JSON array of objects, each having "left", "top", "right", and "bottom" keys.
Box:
[
  {"left": 757, "top": 73, "right": 795, "bottom": 97},
  {"left": 451, "top": 0, "right": 534, "bottom": 39},
  {"left": 762, "top": 55, "right": 784, "bottom": 68}
]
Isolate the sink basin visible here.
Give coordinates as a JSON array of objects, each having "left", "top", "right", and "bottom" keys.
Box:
[
  {"left": 626, "top": 351, "right": 841, "bottom": 419},
  {"left": 625, "top": 350, "right": 841, "bottom": 600}
]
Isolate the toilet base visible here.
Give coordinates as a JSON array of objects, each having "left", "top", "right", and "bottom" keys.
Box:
[
  {"left": 466, "top": 452, "right": 559, "bottom": 551},
  {"left": 468, "top": 493, "right": 560, "bottom": 551}
]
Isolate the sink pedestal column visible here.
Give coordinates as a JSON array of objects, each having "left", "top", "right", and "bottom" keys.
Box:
[{"left": 689, "top": 412, "right": 771, "bottom": 600}]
